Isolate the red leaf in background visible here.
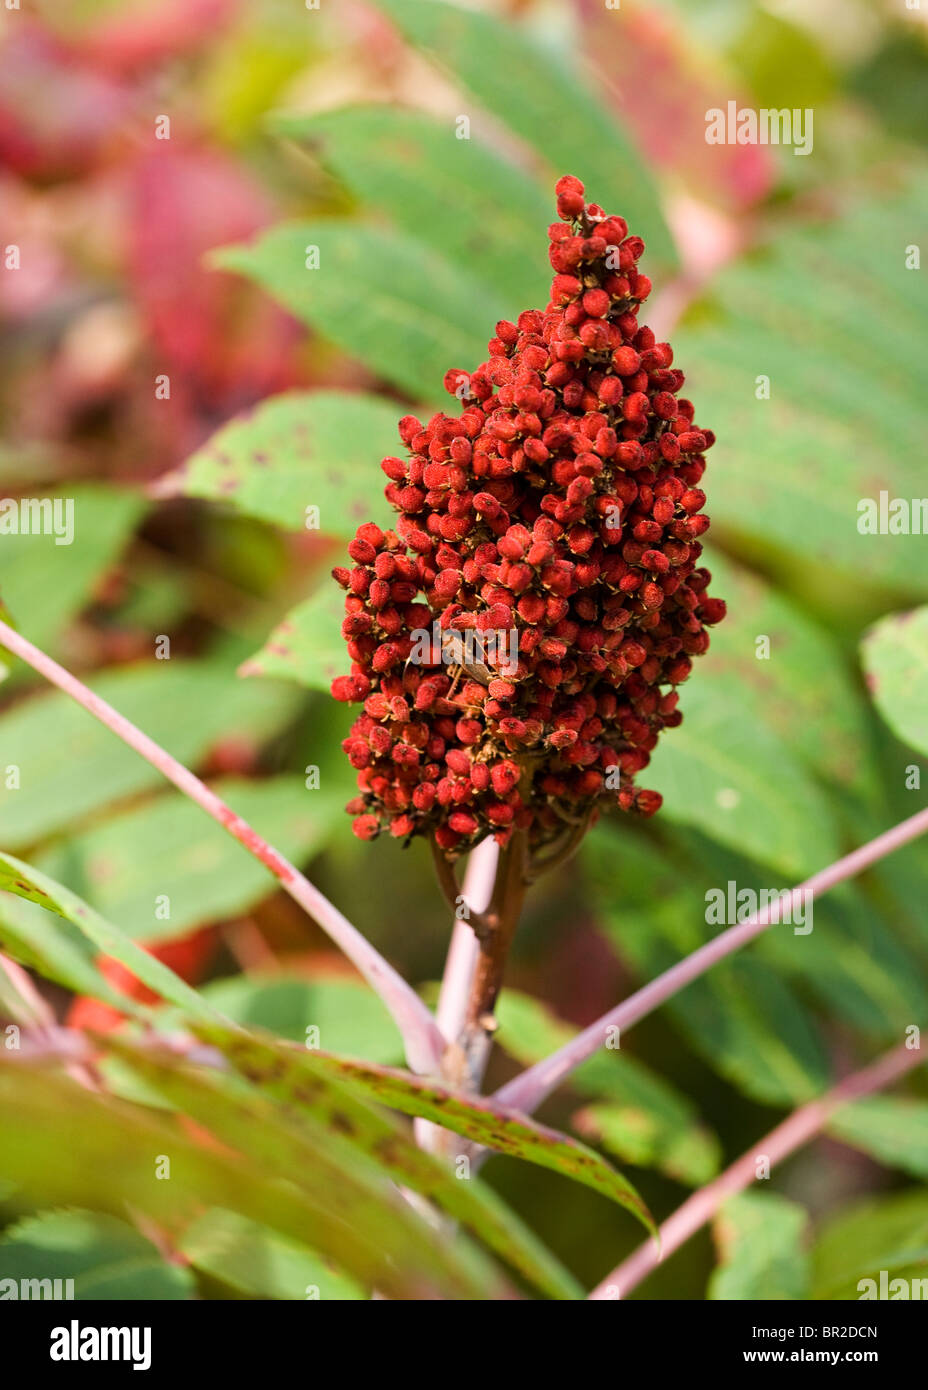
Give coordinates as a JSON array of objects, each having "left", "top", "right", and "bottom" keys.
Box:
[
  {"left": 59, "top": 0, "right": 241, "bottom": 76},
  {"left": 574, "top": 0, "right": 774, "bottom": 214},
  {"left": 66, "top": 926, "right": 219, "bottom": 1033},
  {"left": 126, "top": 143, "right": 304, "bottom": 429},
  {"left": 0, "top": 26, "right": 132, "bottom": 181}
]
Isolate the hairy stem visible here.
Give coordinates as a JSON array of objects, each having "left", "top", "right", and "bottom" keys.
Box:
[
  {"left": 492, "top": 803, "right": 928, "bottom": 1118},
  {"left": 0, "top": 619, "right": 444, "bottom": 1075},
  {"left": 589, "top": 1040, "right": 925, "bottom": 1300}
]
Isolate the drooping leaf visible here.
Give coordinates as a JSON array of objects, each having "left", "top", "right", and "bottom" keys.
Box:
[
  {"left": 157, "top": 389, "right": 399, "bottom": 536},
  {"left": 104, "top": 1035, "right": 572, "bottom": 1299},
  {"left": 35, "top": 777, "right": 341, "bottom": 946},
  {"left": 0, "top": 894, "right": 138, "bottom": 1013},
  {"left": 371, "top": 0, "right": 676, "bottom": 273},
  {"left": 0, "top": 659, "right": 301, "bottom": 849},
  {"left": 495, "top": 990, "right": 721, "bottom": 1186},
  {"left": 708, "top": 1192, "right": 810, "bottom": 1301},
  {"left": 196, "top": 1021, "right": 656, "bottom": 1239},
  {"left": 213, "top": 221, "right": 496, "bottom": 401},
  {"left": 273, "top": 105, "right": 552, "bottom": 311},
  {"left": 0, "top": 852, "right": 222, "bottom": 1024},
  {"left": 861, "top": 607, "right": 928, "bottom": 758},
  {"left": 0, "top": 1209, "right": 195, "bottom": 1300},
  {"left": 0, "top": 1057, "right": 491, "bottom": 1301}
]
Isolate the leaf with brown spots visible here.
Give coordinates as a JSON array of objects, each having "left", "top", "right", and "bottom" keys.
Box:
[
  {"left": 240, "top": 583, "right": 345, "bottom": 692},
  {"left": 0, "top": 1054, "right": 484, "bottom": 1302},
  {"left": 103, "top": 1034, "right": 572, "bottom": 1298},
  {"left": 195, "top": 1022, "right": 657, "bottom": 1240},
  {"left": 155, "top": 390, "right": 399, "bottom": 538}
]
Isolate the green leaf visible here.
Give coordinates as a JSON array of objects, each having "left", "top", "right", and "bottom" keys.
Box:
[
  {"left": 674, "top": 174, "right": 928, "bottom": 596},
  {"left": 0, "top": 1057, "right": 491, "bottom": 1301},
  {"left": 197, "top": 1021, "right": 656, "bottom": 1240},
  {"left": 195, "top": 974, "right": 404, "bottom": 1063},
  {"left": 584, "top": 825, "right": 829, "bottom": 1105},
  {"left": 158, "top": 389, "right": 399, "bottom": 536},
  {"left": 0, "top": 894, "right": 135, "bottom": 1012},
  {"left": 371, "top": 0, "right": 675, "bottom": 274},
  {"left": 708, "top": 1192, "right": 810, "bottom": 1301},
  {"left": 0, "top": 852, "right": 222, "bottom": 1024},
  {"left": 827, "top": 1096, "right": 928, "bottom": 1180},
  {"left": 703, "top": 546, "right": 877, "bottom": 797},
  {"left": 645, "top": 671, "right": 841, "bottom": 879},
  {"left": 0, "top": 1209, "right": 195, "bottom": 1300},
  {"left": 241, "top": 584, "right": 344, "bottom": 691},
  {"left": 812, "top": 1190, "right": 928, "bottom": 1299},
  {"left": 214, "top": 221, "right": 496, "bottom": 401},
  {"left": 105, "top": 1034, "right": 567, "bottom": 1298},
  {"left": 273, "top": 105, "right": 552, "bottom": 311},
  {"left": 756, "top": 880, "right": 928, "bottom": 1041},
  {"left": 0, "top": 485, "right": 145, "bottom": 655},
  {"left": 0, "top": 658, "right": 301, "bottom": 850},
  {"left": 861, "top": 607, "right": 928, "bottom": 758},
  {"left": 35, "top": 776, "right": 341, "bottom": 946},
  {"left": 660, "top": 824, "right": 928, "bottom": 1042},
  {"left": 495, "top": 990, "right": 721, "bottom": 1186},
  {"left": 178, "top": 1207, "right": 365, "bottom": 1301}
]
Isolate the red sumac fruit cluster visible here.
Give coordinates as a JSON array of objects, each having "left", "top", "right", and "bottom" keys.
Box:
[{"left": 332, "top": 176, "right": 725, "bottom": 854}]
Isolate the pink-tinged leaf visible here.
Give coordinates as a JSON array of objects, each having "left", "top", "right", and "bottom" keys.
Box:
[
  {"left": 0, "top": 27, "right": 132, "bottom": 180},
  {"left": 126, "top": 144, "right": 303, "bottom": 420},
  {"left": 575, "top": 1, "right": 775, "bottom": 213},
  {"left": 42, "top": 0, "right": 241, "bottom": 74}
]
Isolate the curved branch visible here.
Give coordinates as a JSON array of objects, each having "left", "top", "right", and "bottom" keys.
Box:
[
  {"left": 492, "top": 802, "right": 928, "bottom": 1118},
  {"left": 0, "top": 620, "right": 445, "bottom": 1076},
  {"left": 589, "top": 1040, "right": 926, "bottom": 1299}
]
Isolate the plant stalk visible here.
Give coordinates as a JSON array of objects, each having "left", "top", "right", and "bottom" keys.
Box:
[
  {"left": 0, "top": 619, "right": 445, "bottom": 1075},
  {"left": 493, "top": 801, "right": 928, "bottom": 1119},
  {"left": 454, "top": 830, "right": 528, "bottom": 1092},
  {"left": 588, "top": 1039, "right": 926, "bottom": 1300}
]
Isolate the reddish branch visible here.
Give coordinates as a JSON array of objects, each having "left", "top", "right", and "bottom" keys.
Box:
[{"left": 589, "top": 1041, "right": 926, "bottom": 1299}]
